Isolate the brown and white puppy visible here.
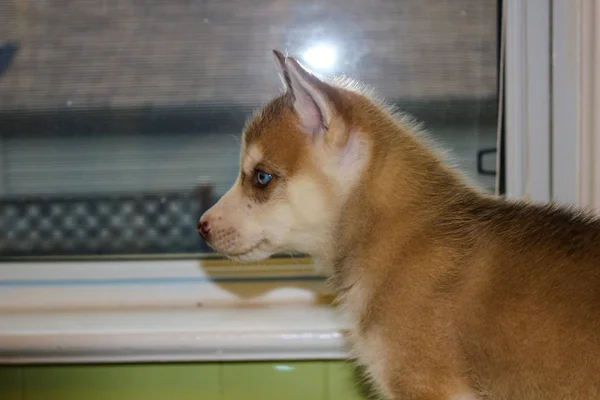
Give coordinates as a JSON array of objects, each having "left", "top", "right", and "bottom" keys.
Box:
[{"left": 198, "top": 50, "right": 600, "bottom": 400}]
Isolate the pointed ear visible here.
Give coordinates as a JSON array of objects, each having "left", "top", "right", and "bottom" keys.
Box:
[
  {"left": 284, "top": 57, "right": 332, "bottom": 135},
  {"left": 271, "top": 50, "right": 333, "bottom": 136},
  {"left": 272, "top": 49, "right": 293, "bottom": 92}
]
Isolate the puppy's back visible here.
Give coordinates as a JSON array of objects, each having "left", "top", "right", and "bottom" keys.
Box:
[{"left": 455, "top": 197, "right": 600, "bottom": 399}]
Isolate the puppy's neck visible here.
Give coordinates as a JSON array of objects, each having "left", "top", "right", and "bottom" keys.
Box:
[{"left": 321, "top": 107, "right": 474, "bottom": 282}]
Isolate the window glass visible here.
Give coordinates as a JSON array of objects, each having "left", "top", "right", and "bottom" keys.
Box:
[{"left": 0, "top": 0, "right": 499, "bottom": 259}]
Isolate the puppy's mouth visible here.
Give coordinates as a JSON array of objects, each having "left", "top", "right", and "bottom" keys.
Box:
[{"left": 210, "top": 238, "right": 270, "bottom": 263}]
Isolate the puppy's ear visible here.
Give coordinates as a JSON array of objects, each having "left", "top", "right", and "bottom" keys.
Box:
[
  {"left": 272, "top": 49, "right": 293, "bottom": 93},
  {"left": 272, "top": 50, "right": 332, "bottom": 136}
]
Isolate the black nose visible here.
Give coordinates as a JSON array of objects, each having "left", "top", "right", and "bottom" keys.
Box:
[{"left": 198, "top": 219, "right": 211, "bottom": 241}]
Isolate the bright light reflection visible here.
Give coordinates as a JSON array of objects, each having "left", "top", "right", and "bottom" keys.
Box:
[{"left": 302, "top": 44, "right": 337, "bottom": 71}]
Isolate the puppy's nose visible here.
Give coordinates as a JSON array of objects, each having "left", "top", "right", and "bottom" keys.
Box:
[{"left": 198, "top": 217, "right": 211, "bottom": 241}]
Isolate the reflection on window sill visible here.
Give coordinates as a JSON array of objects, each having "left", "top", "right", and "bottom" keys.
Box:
[
  {"left": 0, "top": 305, "right": 350, "bottom": 364},
  {"left": 0, "top": 257, "right": 329, "bottom": 311}
]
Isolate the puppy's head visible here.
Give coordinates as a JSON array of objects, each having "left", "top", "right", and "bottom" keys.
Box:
[{"left": 198, "top": 50, "right": 370, "bottom": 263}]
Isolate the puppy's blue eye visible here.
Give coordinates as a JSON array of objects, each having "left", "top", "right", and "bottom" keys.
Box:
[{"left": 254, "top": 170, "right": 273, "bottom": 187}]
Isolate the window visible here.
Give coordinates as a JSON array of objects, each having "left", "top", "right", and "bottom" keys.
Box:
[
  {"left": 0, "top": 0, "right": 500, "bottom": 263},
  {"left": 0, "top": 0, "right": 501, "bottom": 319},
  {"left": 0, "top": 0, "right": 512, "bottom": 365}
]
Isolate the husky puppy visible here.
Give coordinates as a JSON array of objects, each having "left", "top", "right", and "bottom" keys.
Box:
[{"left": 198, "top": 50, "right": 600, "bottom": 400}]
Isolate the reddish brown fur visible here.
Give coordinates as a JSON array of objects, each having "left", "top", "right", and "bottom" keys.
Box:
[{"left": 205, "top": 55, "right": 600, "bottom": 399}]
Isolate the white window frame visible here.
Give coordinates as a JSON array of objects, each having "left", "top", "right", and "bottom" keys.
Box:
[
  {"left": 551, "top": 0, "right": 600, "bottom": 209},
  {"left": 505, "top": 0, "right": 552, "bottom": 201},
  {"left": 505, "top": 0, "right": 600, "bottom": 207},
  {"left": 4, "top": 1, "right": 598, "bottom": 364}
]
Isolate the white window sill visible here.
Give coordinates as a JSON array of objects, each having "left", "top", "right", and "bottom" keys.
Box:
[
  {"left": 0, "top": 258, "right": 347, "bottom": 364},
  {"left": 0, "top": 305, "right": 350, "bottom": 364}
]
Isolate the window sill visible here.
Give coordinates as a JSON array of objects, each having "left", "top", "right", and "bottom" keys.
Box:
[{"left": 0, "top": 305, "right": 350, "bottom": 364}]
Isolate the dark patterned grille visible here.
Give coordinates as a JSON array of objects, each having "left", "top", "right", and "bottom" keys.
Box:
[{"left": 0, "top": 186, "right": 214, "bottom": 257}]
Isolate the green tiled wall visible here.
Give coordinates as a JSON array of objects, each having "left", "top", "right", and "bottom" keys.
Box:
[
  {"left": 0, "top": 361, "right": 374, "bottom": 400},
  {"left": 0, "top": 367, "right": 21, "bottom": 400}
]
